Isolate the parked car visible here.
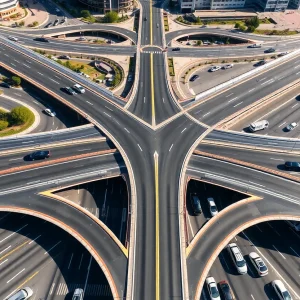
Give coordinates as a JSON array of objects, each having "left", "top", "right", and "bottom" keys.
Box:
[
  {"left": 34, "top": 37, "right": 49, "bottom": 43},
  {"left": 265, "top": 47, "right": 276, "bottom": 53},
  {"left": 45, "top": 22, "right": 52, "bottom": 28},
  {"left": 215, "top": 41, "right": 224, "bottom": 45},
  {"left": 172, "top": 47, "right": 180, "bottom": 51},
  {"left": 44, "top": 108, "right": 56, "bottom": 117},
  {"left": 7, "top": 287, "right": 33, "bottom": 300},
  {"left": 8, "top": 36, "right": 18, "bottom": 42},
  {"left": 209, "top": 66, "right": 221, "bottom": 72},
  {"left": 284, "top": 161, "right": 300, "bottom": 171},
  {"left": 278, "top": 51, "right": 288, "bottom": 57},
  {"left": 248, "top": 43, "right": 262, "bottom": 48},
  {"left": 29, "top": 150, "right": 50, "bottom": 160},
  {"left": 0, "top": 82, "right": 11, "bottom": 88},
  {"left": 286, "top": 122, "right": 298, "bottom": 131},
  {"left": 77, "top": 36, "right": 86, "bottom": 41},
  {"left": 73, "top": 84, "right": 85, "bottom": 94},
  {"left": 190, "top": 75, "right": 199, "bottom": 82},
  {"left": 272, "top": 280, "right": 292, "bottom": 300},
  {"left": 53, "top": 19, "right": 59, "bottom": 26},
  {"left": 219, "top": 281, "right": 235, "bottom": 300},
  {"left": 64, "top": 87, "right": 77, "bottom": 95},
  {"left": 249, "top": 252, "right": 268, "bottom": 276},
  {"left": 206, "top": 277, "right": 221, "bottom": 300},
  {"left": 254, "top": 60, "right": 266, "bottom": 67},
  {"left": 207, "top": 197, "right": 218, "bottom": 217},
  {"left": 58, "top": 55, "right": 70, "bottom": 60},
  {"left": 222, "top": 64, "right": 233, "bottom": 69}
]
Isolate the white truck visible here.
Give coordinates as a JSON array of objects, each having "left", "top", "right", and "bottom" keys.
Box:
[{"left": 249, "top": 120, "right": 269, "bottom": 132}]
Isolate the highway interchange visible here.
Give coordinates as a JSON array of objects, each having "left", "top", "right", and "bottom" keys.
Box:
[{"left": 0, "top": 0, "right": 300, "bottom": 299}]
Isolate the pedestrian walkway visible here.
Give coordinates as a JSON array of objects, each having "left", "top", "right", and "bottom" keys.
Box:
[
  {"left": 142, "top": 50, "right": 163, "bottom": 54},
  {"left": 51, "top": 283, "right": 112, "bottom": 296}
]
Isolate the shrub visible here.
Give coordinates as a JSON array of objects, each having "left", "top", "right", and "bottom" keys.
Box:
[
  {"left": 247, "top": 25, "right": 256, "bottom": 32},
  {"left": 0, "top": 120, "right": 8, "bottom": 130},
  {"left": 81, "top": 10, "right": 91, "bottom": 18},
  {"left": 10, "top": 106, "right": 34, "bottom": 125},
  {"left": 245, "top": 16, "right": 260, "bottom": 29},
  {"left": 18, "top": 20, "right": 25, "bottom": 26},
  {"left": 234, "top": 22, "right": 240, "bottom": 29},
  {"left": 196, "top": 40, "right": 202, "bottom": 46},
  {"left": 104, "top": 11, "right": 119, "bottom": 23},
  {"left": 11, "top": 76, "right": 21, "bottom": 86},
  {"left": 32, "top": 21, "right": 39, "bottom": 27}
]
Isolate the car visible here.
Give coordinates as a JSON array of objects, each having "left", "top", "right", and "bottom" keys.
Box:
[
  {"left": 8, "top": 36, "right": 18, "bottom": 42},
  {"left": 222, "top": 64, "right": 233, "bottom": 69},
  {"left": 191, "top": 194, "right": 202, "bottom": 215},
  {"left": 207, "top": 197, "right": 218, "bottom": 217},
  {"left": 45, "top": 22, "right": 52, "bottom": 28},
  {"left": 29, "top": 150, "right": 50, "bottom": 160},
  {"left": 206, "top": 277, "right": 221, "bottom": 300},
  {"left": 7, "top": 287, "right": 33, "bottom": 300},
  {"left": 265, "top": 47, "right": 276, "bottom": 53},
  {"left": 286, "top": 122, "right": 298, "bottom": 131},
  {"left": 172, "top": 47, "right": 180, "bottom": 51},
  {"left": 284, "top": 161, "right": 300, "bottom": 171},
  {"left": 72, "top": 288, "right": 84, "bottom": 300},
  {"left": 73, "top": 84, "right": 85, "bottom": 93},
  {"left": 60, "top": 19, "right": 66, "bottom": 24},
  {"left": 278, "top": 51, "right": 288, "bottom": 57},
  {"left": 144, "top": 17, "right": 147, "bottom": 21},
  {"left": 128, "top": 74, "right": 133, "bottom": 82},
  {"left": 227, "top": 243, "right": 247, "bottom": 274},
  {"left": 248, "top": 43, "right": 262, "bottom": 48},
  {"left": 58, "top": 55, "right": 70, "bottom": 60},
  {"left": 0, "top": 82, "right": 11, "bottom": 88},
  {"left": 272, "top": 280, "right": 292, "bottom": 300},
  {"left": 44, "top": 108, "right": 56, "bottom": 117},
  {"left": 34, "top": 37, "right": 49, "bottom": 43},
  {"left": 215, "top": 41, "right": 224, "bottom": 45},
  {"left": 64, "top": 87, "right": 77, "bottom": 95},
  {"left": 254, "top": 60, "right": 266, "bottom": 67},
  {"left": 190, "top": 75, "right": 199, "bottom": 82},
  {"left": 77, "top": 36, "right": 86, "bottom": 41},
  {"left": 203, "top": 40, "right": 211, "bottom": 45},
  {"left": 53, "top": 19, "right": 59, "bottom": 26},
  {"left": 219, "top": 281, "right": 235, "bottom": 300},
  {"left": 55, "top": 8, "right": 60, "bottom": 12},
  {"left": 249, "top": 252, "right": 268, "bottom": 276},
  {"left": 209, "top": 66, "right": 221, "bottom": 72}
]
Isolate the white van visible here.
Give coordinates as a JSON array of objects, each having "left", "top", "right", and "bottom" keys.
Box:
[
  {"left": 227, "top": 243, "right": 247, "bottom": 274},
  {"left": 249, "top": 120, "right": 269, "bottom": 132}
]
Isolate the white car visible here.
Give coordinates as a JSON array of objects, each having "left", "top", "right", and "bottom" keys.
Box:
[
  {"left": 44, "top": 108, "right": 56, "bottom": 117},
  {"left": 8, "top": 36, "right": 18, "bottom": 41},
  {"left": 73, "top": 84, "right": 85, "bottom": 93},
  {"left": 209, "top": 66, "right": 221, "bottom": 72},
  {"left": 206, "top": 277, "right": 221, "bottom": 300},
  {"left": 272, "top": 280, "right": 292, "bottom": 300},
  {"left": 207, "top": 197, "right": 218, "bottom": 217},
  {"left": 249, "top": 252, "right": 268, "bottom": 276},
  {"left": 7, "top": 287, "right": 33, "bottom": 300},
  {"left": 222, "top": 64, "right": 233, "bottom": 69},
  {"left": 286, "top": 122, "right": 298, "bottom": 131}
]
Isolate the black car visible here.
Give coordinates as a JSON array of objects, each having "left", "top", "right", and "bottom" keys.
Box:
[
  {"left": 172, "top": 47, "right": 180, "bottom": 51},
  {"left": 254, "top": 60, "right": 266, "bottom": 67},
  {"left": 191, "top": 194, "right": 202, "bottom": 215},
  {"left": 64, "top": 87, "right": 77, "bottom": 95},
  {"left": 144, "top": 17, "right": 147, "bottom": 21},
  {"left": 0, "top": 82, "right": 10, "bottom": 88},
  {"left": 34, "top": 37, "right": 49, "bottom": 43},
  {"left": 45, "top": 22, "right": 52, "bottom": 28},
  {"left": 264, "top": 48, "right": 275, "bottom": 53},
  {"left": 284, "top": 161, "right": 300, "bottom": 171},
  {"left": 53, "top": 19, "right": 59, "bottom": 26},
  {"left": 29, "top": 150, "right": 50, "bottom": 160},
  {"left": 190, "top": 75, "right": 199, "bottom": 82},
  {"left": 219, "top": 281, "right": 235, "bottom": 300}
]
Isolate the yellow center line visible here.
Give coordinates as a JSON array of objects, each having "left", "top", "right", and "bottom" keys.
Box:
[
  {"left": 150, "top": 53, "right": 156, "bottom": 126},
  {"left": 0, "top": 241, "right": 29, "bottom": 261},
  {"left": 154, "top": 151, "right": 159, "bottom": 300}
]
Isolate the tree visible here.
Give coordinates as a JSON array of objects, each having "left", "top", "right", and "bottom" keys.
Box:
[
  {"left": 0, "top": 120, "right": 8, "bottom": 130},
  {"left": 81, "top": 10, "right": 91, "bottom": 18},
  {"left": 246, "top": 16, "right": 260, "bottom": 29},
  {"left": 195, "top": 16, "right": 201, "bottom": 24},
  {"left": 11, "top": 76, "right": 21, "bottom": 86},
  {"left": 234, "top": 22, "right": 240, "bottom": 29},
  {"left": 196, "top": 40, "right": 202, "bottom": 46},
  {"left": 10, "top": 106, "right": 34, "bottom": 125},
  {"left": 239, "top": 24, "right": 246, "bottom": 32},
  {"left": 104, "top": 11, "right": 119, "bottom": 23},
  {"left": 247, "top": 25, "right": 256, "bottom": 32}
]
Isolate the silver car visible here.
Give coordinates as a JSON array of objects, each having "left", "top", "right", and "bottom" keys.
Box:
[{"left": 7, "top": 287, "right": 33, "bottom": 300}]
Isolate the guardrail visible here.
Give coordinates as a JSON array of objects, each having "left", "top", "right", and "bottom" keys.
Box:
[{"left": 191, "top": 48, "right": 300, "bottom": 103}]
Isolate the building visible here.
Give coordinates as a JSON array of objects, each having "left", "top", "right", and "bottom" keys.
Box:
[
  {"left": 289, "top": 0, "right": 300, "bottom": 8},
  {"left": 255, "top": 0, "right": 289, "bottom": 11},
  {"left": 0, "top": 0, "right": 19, "bottom": 18},
  {"left": 78, "top": 0, "right": 132, "bottom": 13}
]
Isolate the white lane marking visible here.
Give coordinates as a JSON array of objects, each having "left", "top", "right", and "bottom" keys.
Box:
[
  {"left": 86, "top": 101, "right": 93, "bottom": 106},
  {"left": 137, "top": 144, "right": 143, "bottom": 151},
  {"left": 26, "top": 60, "right": 32, "bottom": 64},
  {"left": 187, "top": 214, "right": 194, "bottom": 238},
  {"left": 29, "top": 234, "right": 41, "bottom": 245},
  {"left": 14, "top": 93, "right": 21, "bottom": 96},
  {"left": 248, "top": 88, "right": 255, "bottom": 93},
  {"left": 248, "top": 181, "right": 264, "bottom": 187},
  {"left": 54, "top": 75, "right": 61, "bottom": 80},
  {"left": 294, "top": 64, "right": 300, "bottom": 69},
  {"left": 37, "top": 72, "right": 43, "bottom": 76},
  {"left": 11, "top": 63, "right": 16, "bottom": 67},
  {"left": 144, "top": 97, "right": 146, "bottom": 103},
  {"left": 243, "top": 231, "right": 300, "bottom": 299},
  {"left": 83, "top": 256, "right": 93, "bottom": 294},
  {"left": 233, "top": 101, "right": 243, "bottom": 107},
  {"left": 278, "top": 121, "right": 286, "bottom": 127},
  {"left": 169, "top": 144, "right": 173, "bottom": 152},
  {"left": 255, "top": 225, "right": 263, "bottom": 232},
  {"left": 270, "top": 158, "right": 284, "bottom": 161},
  {"left": 181, "top": 128, "right": 187, "bottom": 133},
  {"left": 50, "top": 78, "right": 59, "bottom": 84},
  {"left": 0, "top": 245, "right": 11, "bottom": 254},
  {"left": 0, "top": 224, "right": 28, "bottom": 243},
  {"left": 260, "top": 77, "right": 266, "bottom": 81},
  {"left": 162, "top": 98, "right": 165, "bottom": 103},
  {"left": 23, "top": 64, "right": 30, "bottom": 68},
  {"left": 251, "top": 295, "right": 255, "bottom": 300},
  {"left": 124, "top": 128, "right": 130, "bottom": 133},
  {"left": 273, "top": 244, "right": 285, "bottom": 259},
  {"left": 7, "top": 268, "right": 25, "bottom": 283},
  {"left": 77, "top": 149, "right": 91, "bottom": 152},
  {"left": 225, "top": 93, "right": 234, "bottom": 98},
  {"left": 103, "top": 112, "right": 111, "bottom": 117},
  {"left": 290, "top": 247, "right": 300, "bottom": 258},
  {"left": 261, "top": 79, "right": 274, "bottom": 85},
  {"left": 0, "top": 259, "right": 8, "bottom": 266},
  {"left": 228, "top": 97, "right": 238, "bottom": 103},
  {"left": 203, "top": 112, "right": 210, "bottom": 117},
  {"left": 4, "top": 54, "right": 9, "bottom": 57},
  {"left": 78, "top": 253, "right": 84, "bottom": 270},
  {"left": 68, "top": 253, "right": 74, "bottom": 269},
  {"left": 22, "top": 141, "right": 34, "bottom": 144},
  {"left": 296, "top": 71, "right": 300, "bottom": 75},
  {"left": 292, "top": 103, "right": 298, "bottom": 108},
  {"left": 49, "top": 283, "right": 55, "bottom": 295},
  {"left": 9, "top": 158, "right": 22, "bottom": 161},
  {"left": 105, "top": 106, "right": 113, "bottom": 112},
  {"left": 44, "top": 241, "right": 61, "bottom": 254},
  {"left": 14, "top": 59, "right": 20, "bottom": 63}
]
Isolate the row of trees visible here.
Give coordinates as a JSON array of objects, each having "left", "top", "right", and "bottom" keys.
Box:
[
  {"left": 80, "top": 10, "right": 128, "bottom": 23},
  {"left": 235, "top": 17, "right": 260, "bottom": 32},
  {"left": 0, "top": 106, "right": 34, "bottom": 131}
]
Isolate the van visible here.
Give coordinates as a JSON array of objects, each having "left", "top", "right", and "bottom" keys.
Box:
[
  {"left": 7, "top": 287, "right": 33, "bottom": 300},
  {"left": 72, "top": 288, "right": 84, "bottom": 300},
  {"left": 249, "top": 120, "right": 269, "bottom": 132},
  {"left": 191, "top": 194, "right": 202, "bottom": 215},
  {"left": 227, "top": 243, "right": 247, "bottom": 274}
]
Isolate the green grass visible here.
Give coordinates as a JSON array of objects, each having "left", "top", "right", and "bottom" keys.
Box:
[
  {"left": 254, "top": 29, "right": 298, "bottom": 35},
  {"left": 168, "top": 58, "right": 175, "bottom": 76},
  {"left": 0, "top": 115, "right": 35, "bottom": 137}
]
